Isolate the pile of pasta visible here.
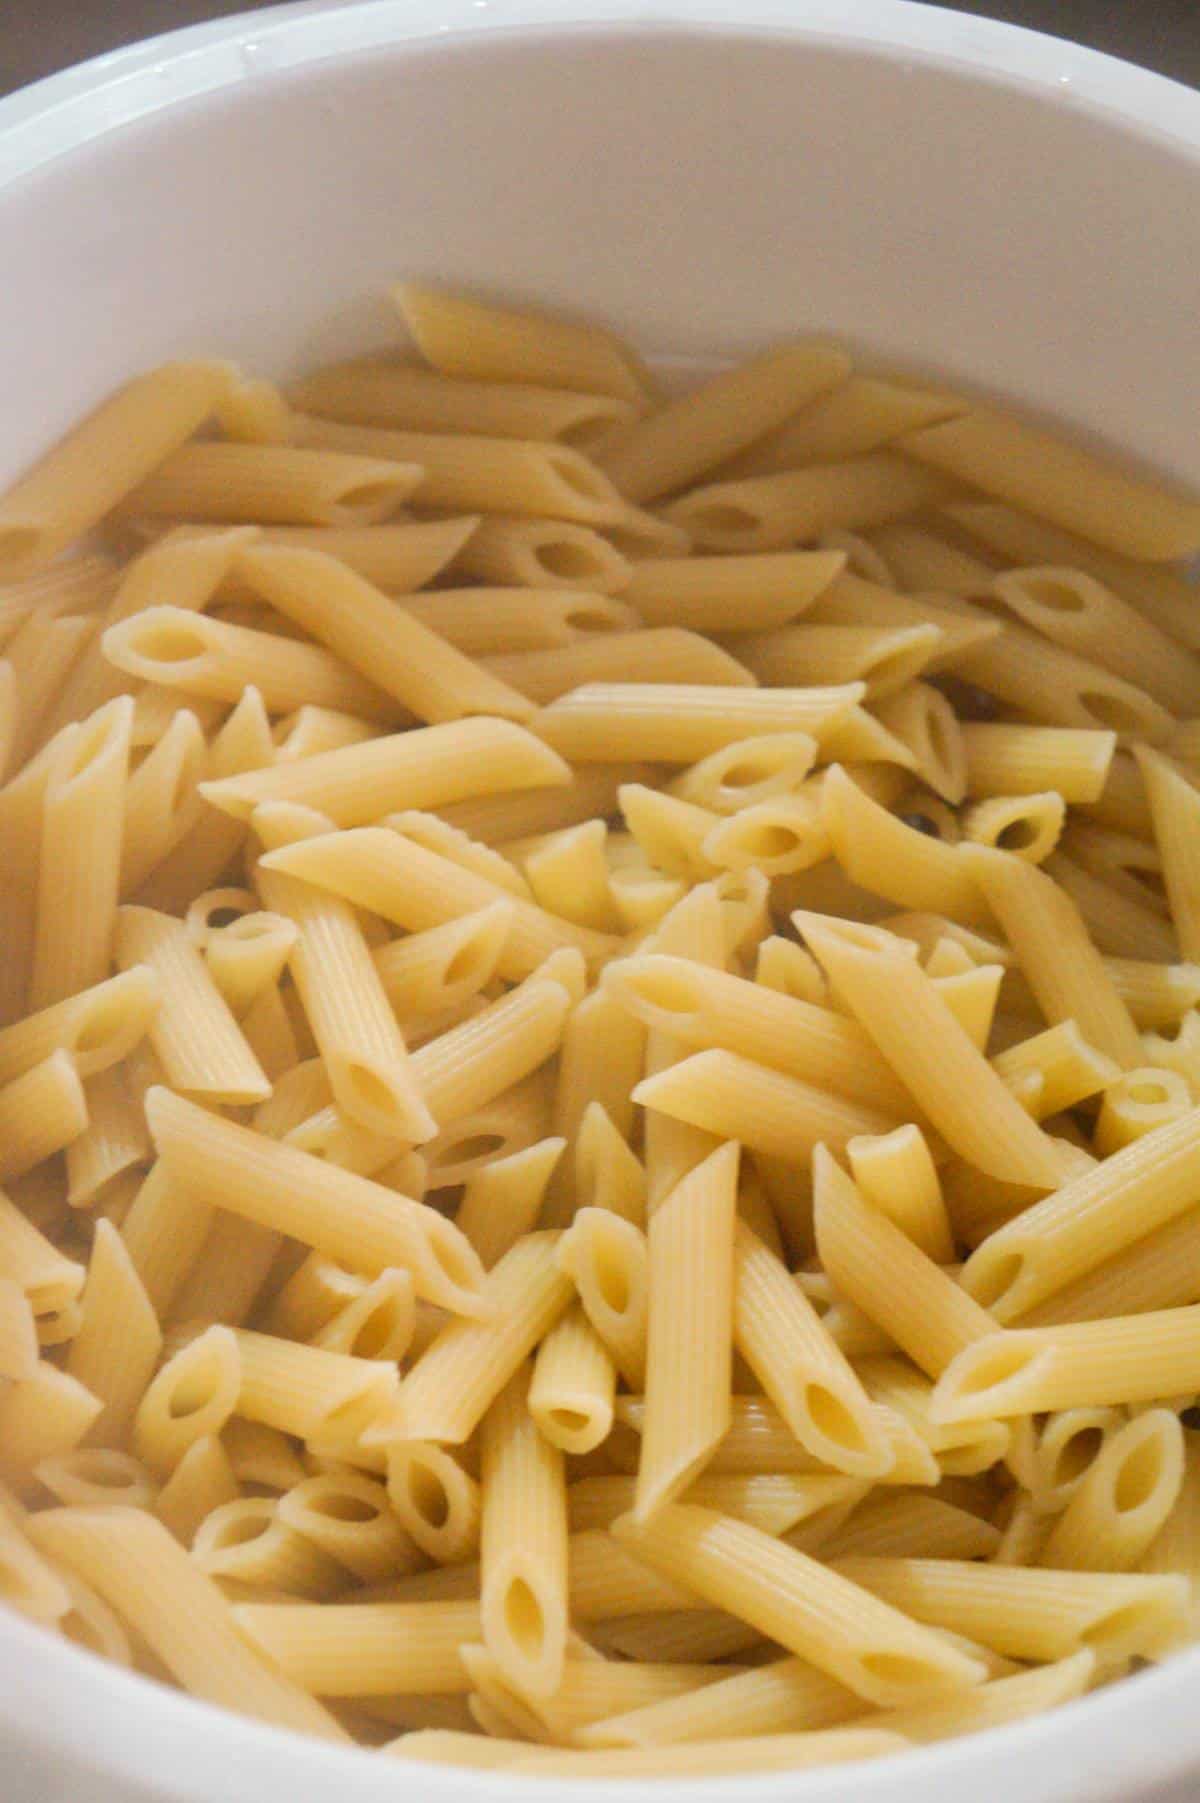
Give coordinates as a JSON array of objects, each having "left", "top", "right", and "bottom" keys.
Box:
[{"left": 1, "top": 284, "right": 1200, "bottom": 1780}]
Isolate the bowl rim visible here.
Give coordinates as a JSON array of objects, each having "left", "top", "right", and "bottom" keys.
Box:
[
  {"left": 1, "top": 2, "right": 1200, "bottom": 1799},
  {"left": 1, "top": 0, "right": 1200, "bottom": 191}
]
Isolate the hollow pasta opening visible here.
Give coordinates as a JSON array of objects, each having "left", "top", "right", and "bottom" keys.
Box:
[
  {"left": 857, "top": 1650, "right": 948, "bottom": 1689},
  {"left": 350, "top": 1299, "right": 408, "bottom": 1360},
  {"left": 73, "top": 993, "right": 134, "bottom": 1057},
  {"left": 1049, "top": 1427, "right": 1105, "bottom": 1487},
  {"left": 996, "top": 814, "right": 1041, "bottom": 851},
  {"left": 1018, "top": 573, "right": 1090, "bottom": 614},
  {"left": 130, "top": 621, "right": 210, "bottom": 665},
  {"left": 407, "top": 1460, "right": 452, "bottom": 1531},
  {"left": 1126, "top": 1078, "right": 1172, "bottom": 1107},
  {"left": 1112, "top": 1436, "right": 1168, "bottom": 1514},
  {"left": 535, "top": 541, "right": 609, "bottom": 582},
  {"left": 308, "top": 1490, "right": 379, "bottom": 1525},
  {"left": 209, "top": 1505, "right": 273, "bottom": 1551},
  {"left": 685, "top": 503, "right": 762, "bottom": 538},
  {"left": 548, "top": 1406, "right": 597, "bottom": 1439},
  {"left": 337, "top": 479, "right": 409, "bottom": 517},
  {"left": 804, "top": 1384, "right": 869, "bottom": 1455},
  {"left": 502, "top": 1575, "right": 547, "bottom": 1664},
  {"left": 444, "top": 939, "right": 490, "bottom": 988},
  {"left": 961, "top": 1251, "right": 1025, "bottom": 1313},
  {"left": 339, "top": 1059, "right": 403, "bottom": 1124}
]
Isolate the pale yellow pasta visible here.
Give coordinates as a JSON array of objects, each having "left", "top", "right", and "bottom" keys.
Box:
[
  {"left": 962, "top": 792, "right": 1066, "bottom": 865},
  {"left": 662, "top": 454, "right": 953, "bottom": 553},
  {"left": 740, "top": 623, "right": 944, "bottom": 700},
  {"left": 1047, "top": 850, "right": 1177, "bottom": 961},
  {"left": 722, "top": 375, "right": 966, "bottom": 477},
  {"left": 0, "top": 726, "right": 78, "bottom": 1022},
  {"left": 385, "top": 1442, "right": 482, "bottom": 1563},
  {"left": 505, "top": 1729, "right": 910, "bottom": 1777},
  {"left": 393, "top": 284, "right": 652, "bottom": 405},
  {"left": 519, "top": 821, "right": 619, "bottom": 931},
  {"left": 262, "top": 826, "right": 616, "bottom": 979},
  {"left": 1106, "top": 960, "right": 1200, "bottom": 1032},
  {"left": 993, "top": 1022, "right": 1120, "bottom": 1122},
  {"left": 734, "top": 1218, "right": 891, "bottom": 1479},
  {"left": 293, "top": 356, "right": 636, "bottom": 447},
  {"left": 155, "top": 1435, "right": 241, "bottom": 1545},
  {"left": 263, "top": 1250, "right": 364, "bottom": 1341},
  {"left": 820, "top": 764, "right": 986, "bottom": 921},
  {"left": 0, "top": 1504, "right": 74, "bottom": 1623},
  {"left": 0, "top": 1363, "right": 101, "bottom": 1479},
  {"left": 366, "top": 1232, "right": 571, "bottom": 1446},
  {"left": 273, "top": 704, "right": 376, "bottom": 763},
  {"left": 133, "top": 1325, "right": 242, "bottom": 1475},
  {"left": 1023, "top": 1209, "right": 1200, "bottom": 1329},
  {"left": 104, "top": 604, "right": 394, "bottom": 720},
  {"left": 419, "top": 1069, "right": 553, "bottom": 1190},
  {"left": 453, "top": 515, "right": 631, "bottom": 595},
  {"left": 373, "top": 902, "right": 514, "bottom": 1023},
  {"left": 222, "top": 1419, "right": 307, "bottom": 1493},
  {"left": 954, "top": 608, "right": 1175, "bottom": 744},
  {"left": 1028, "top": 1409, "right": 1129, "bottom": 1515},
  {"left": 233, "top": 517, "right": 478, "bottom": 592},
  {"left": 389, "top": 808, "right": 535, "bottom": 901},
  {"left": 168, "top": 1210, "right": 283, "bottom": 1331},
  {"left": 614, "top": 1504, "right": 985, "bottom": 1708},
  {"left": 454, "top": 1136, "right": 565, "bottom": 1272},
  {"left": 962, "top": 722, "right": 1116, "bottom": 803},
  {"left": 820, "top": 1492, "right": 1001, "bottom": 1562},
  {"left": 203, "top": 911, "right": 298, "bottom": 1017},
  {"left": 530, "top": 1304, "right": 617, "bottom": 1454},
  {"left": 146, "top": 1088, "right": 486, "bottom": 1312},
  {"left": 961, "top": 845, "right": 1154, "bottom": 1075},
  {"left": 402, "top": 585, "right": 639, "bottom": 654},
  {"left": 136, "top": 685, "right": 274, "bottom": 916},
  {"left": 409, "top": 967, "right": 572, "bottom": 1129},
  {"left": 806, "top": 570, "right": 1002, "bottom": 669},
  {"left": 1135, "top": 746, "right": 1200, "bottom": 962},
  {"left": 947, "top": 498, "right": 1200, "bottom": 649},
  {"left": 480, "top": 1361, "right": 568, "bottom": 1698},
  {"left": 536, "top": 680, "right": 859, "bottom": 766},
  {"left": 846, "top": 1126, "right": 952, "bottom": 1264},
  {"left": 576, "top": 1649, "right": 862, "bottom": 1747},
  {"left": 253, "top": 820, "right": 434, "bottom": 1143},
  {"left": 114, "top": 906, "right": 269, "bottom": 1105},
  {"left": 557, "top": 1207, "right": 649, "bottom": 1391},
  {"left": 192, "top": 1495, "right": 344, "bottom": 1598},
  {"left": 292, "top": 412, "right": 626, "bottom": 526},
  {"left": 801, "top": 915, "right": 1067, "bottom": 1185},
  {"left": 813, "top": 1146, "right": 996, "bottom": 1380},
  {"left": 636, "top": 1046, "right": 896, "bottom": 1167},
  {"left": 30, "top": 1506, "right": 345, "bottom": 1735},
  {"left": 1063, "top": 819, "right": 1169, "bottom": 919},
  {"left": 667, "top": 733, "right": 818, "bottom": 818},
  {"left": 0, "top": 1050, "right": 88, "bottom": 1182},
  {"left": 599, "top": 343, "right": 849, "bottom": 503},
  {"left": 0, "top": 362, "right": 236, "bottom": 575},
  {"left": 63, "top": 1220, "right": 160, "bottom": 1448},
  {"left": 1039, "top": 1408, "right": 1184, "bottom": 1572},
  {"left": 124, "top": 439, "right": 420, "bottom": 526},
  {"left": 991, "top": 565, "right": 1198, "bottom": 715},
  {"left": 572, "top": 1103, "right": 646, "bottom": 1227},
  {"left": 237, "top": 542, "right": 534, "bottom": 724},
  {"left": 904, "top": 406, "right": 1200, "bottom": 559},
  {"left": 6, "top": 611, "right": 96, "bottom": 768},
  {"left": 0, "top": 1275, "right": 37, "bottom": 1381},
  {"left": 932, "top": 1311, "right": 1200, "bottom": 1420},
  {"left": 634, "top": 1143, "right": 737, "bottom": 1517},
  {"left": 119, "top": 707, "right": 207, "bottom": 897},
  {"left": 624, "top": 549, "right": 844, "bottom": 631},
  {"left": 277, "top": 1471, "right": 420, "bottom": 1584},
  {"left": 486, "top": 628, "right": 753, "bottom": 706},
  {"left": 834, "top": 1555, "right": 1188, "bottom": 1664},
  {"left": 604, "top": 952, "right": 910, "bottom": 1114},
  {"left": 854, "top": 1354, "right": 1010, "bottom": 1478},
  {"left": 959, "top": 1103, "right": 1200, "bottom": 1322},
  {"left": 30, "top": 696, "right": 133, "bottom": 1009},
  {"left": 235, "top": 1593, "right": 479, "bottom": 1695},
  {"left": 1095, "top": 1068, "right": 1193, "bottom": 1156},
  {"left": 312, "top": 1268, "right": 415, "bottom": 1362}
]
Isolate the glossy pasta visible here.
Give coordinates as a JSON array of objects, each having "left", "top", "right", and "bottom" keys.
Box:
[{"left": 0, "top": 285, "right": 1198, "bottom": 1786}]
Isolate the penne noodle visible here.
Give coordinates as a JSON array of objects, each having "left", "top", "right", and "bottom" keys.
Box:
[
  {"left": 662, "top": 454, "right": 954, "bottom": 553},
  {"left": 400, "top": 586, "right": 639, "bottom": 654},
  {"left": 903, "top": 409, "right": 1200, "bottom": 561},
  {"left": 931, "top": 1312, "right": 1200, "bottom": 1420},
  {"left": 292, "top": 357, "right": 636, "bottom": 447},
  {"left": 452, "top": 514, "right": 632, "bottom": 594},
  {"left": 486, "top": 628, "right": 754, "bottom": 705},
  {"left": 599, "top": 343, "right": 850, "bottom": 503},
  {"left": 235, "top": 543, "right": 534, "bottom": 724},
  {"left": 624, "top": 549, "right": 844, "bottom": 631},
  {"left": 393, "top": 284, "right": 653, "bottom": 404},
  {"left": 124, "top": 440, "right": 421, "bottom": 526}
]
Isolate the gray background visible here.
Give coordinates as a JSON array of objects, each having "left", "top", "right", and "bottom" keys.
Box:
[{"left": 1, "top": 0, "right": 1198, "bottom": 95}]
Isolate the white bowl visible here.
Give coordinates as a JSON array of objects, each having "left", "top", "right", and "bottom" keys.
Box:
[{"left": 1, "top": 3, "right": 1198, "bottom": 1799}]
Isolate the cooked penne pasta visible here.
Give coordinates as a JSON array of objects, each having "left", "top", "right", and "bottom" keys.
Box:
[
  {"left": 125, "top": 440, "right": 421, "bottom": 526},
  {"left": 486, "top": 628, "right": 754, "bottom": 705},
  {"left": 614, "top": 1504, "right": 985, "bottom": 1707},
  {"left": 932, "top": 1311, "right": 1200, "bottom": 1420},
  {"left": 480, "top": 1361, "right": 568, "bottom": 1697},
  {"left": 452, "top": 514, "right": 631, "bottom": 594},
  {"left": 662, "top": 454, "right": 953, "bottom": 553},
  {"left": 599, "top": 342, "right": 850, "bottom": 503}
]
